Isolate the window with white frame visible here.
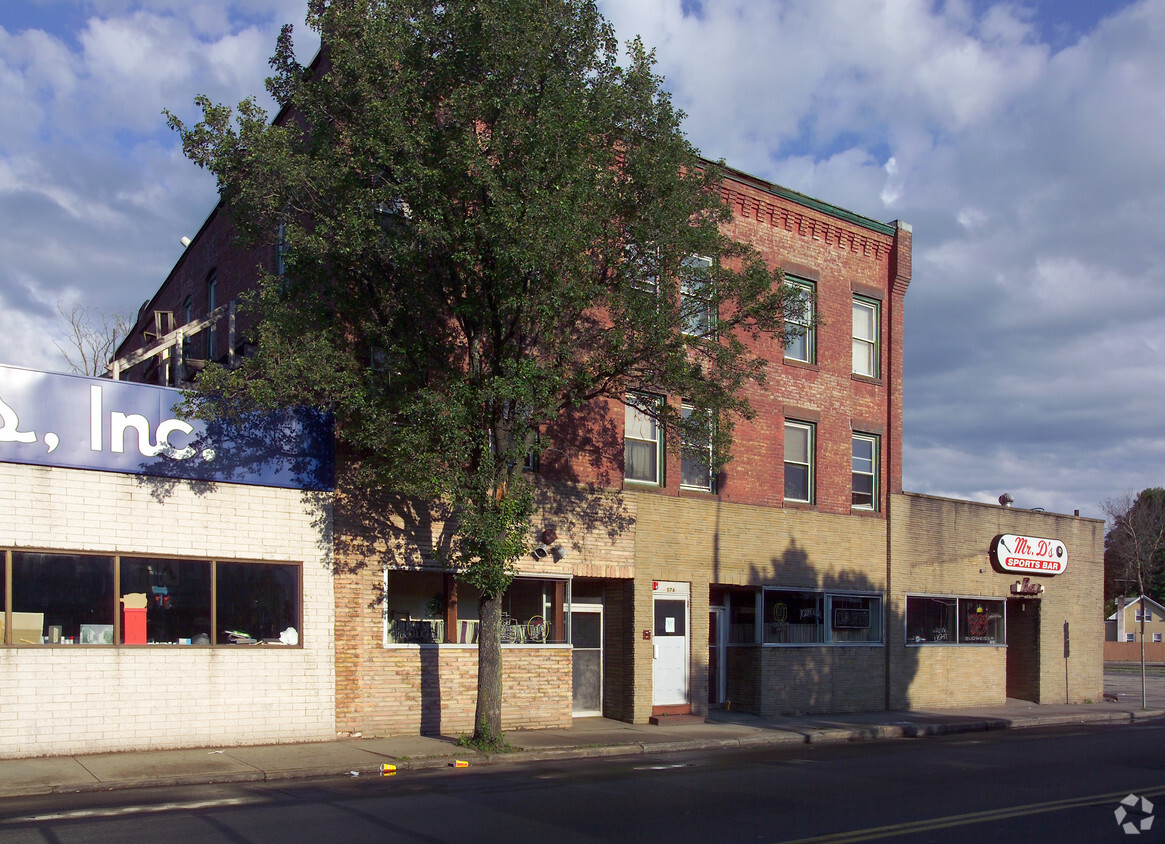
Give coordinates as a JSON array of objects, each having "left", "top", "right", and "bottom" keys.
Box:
[
  {"left": 784, "top": 420, "right": 814, "bottom": 503},
  {"left": 680, "top": 255, "right": 713, "bottom": 337},
  {"left": 384, "top": 572, "right": 567, "bottom": 646},
  {"left": 852, "top": 297, "right": 880, "bottom": 378},
  {"left": 852, "top": 433, "right": 878, "bottom": 510},
  {"left": 624, "top": 241, "right": 659, "bottom": 296},
  {"left": 1155, "top": 633, "right": 1163, "bottom": 643},
  {"left": 624, "top": 393, "right": 662, "bottom": 485},
  {"left": 906, "top": 595, "right": 1005, "bottom": 645},
  {"left": 680, "top": 403, "right": 714, "bottom": 491},
  {"left": 784, "top": 279, "right": 815, "bottom": 363},
  {"left": 1127, "top": 633, "right": 1136, "bottom": 642},
  {"left": 1136, "top": 608, "right": 1153, "bottom": 622}
]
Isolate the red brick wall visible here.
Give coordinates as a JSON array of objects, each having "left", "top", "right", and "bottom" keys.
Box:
[
  {"left": 538, "top": 178, "right": 910, "bottom": 519},
  {"left": 117, "top": 206, "right": 272, "bottom": 382},
  {"left": 118, "top": 171, "right": 911, "bottom": 520}
]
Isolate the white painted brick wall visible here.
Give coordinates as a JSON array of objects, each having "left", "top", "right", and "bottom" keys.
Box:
[{"left": 0, "top": 463, "right": 336, "bottom": 759}]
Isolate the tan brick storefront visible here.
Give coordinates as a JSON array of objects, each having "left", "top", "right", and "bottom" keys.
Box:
[
  {"left": 889, "top": 493, "right": 1103, "bottom": 709},
  {"left": 617, "top": 490, "right": 1103, "bottom": 722}
]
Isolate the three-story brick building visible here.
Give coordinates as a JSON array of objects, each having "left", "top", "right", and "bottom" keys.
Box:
[{"left": 105, "top": 161, "right": 1103, "bottom": 738}]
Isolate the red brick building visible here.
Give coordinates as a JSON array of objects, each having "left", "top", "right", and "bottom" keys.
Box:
[{"left": 110, "top": 163, "right": 1103, "bottom": 735}]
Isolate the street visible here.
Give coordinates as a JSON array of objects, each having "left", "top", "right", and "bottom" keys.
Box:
[{"left": 1, "top": 717, "right": 1164, "bottom": 843}]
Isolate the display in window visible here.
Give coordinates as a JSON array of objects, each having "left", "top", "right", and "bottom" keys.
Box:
[
  {"left": 384, "top": 573, "right": 566, "bottom": 645},
  {"left": 765, "top": 590, "right": 822, "bottom": 644},
  {"left": 216, "top": 562, "right": 301, "bottom": 645},
  {"left": 906, "top": 595, "right": 1004, "bottom": 645},
  {"left": 11, "top": 553, "right": 114, "bottom": 645},
  {"left": 121, "top": 558, "right": 212, "bottom": 645}
]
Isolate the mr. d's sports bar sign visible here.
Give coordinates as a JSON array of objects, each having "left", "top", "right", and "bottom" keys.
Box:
[{"left": 991, "top": 533, "right": 1067, "bottom": 575}]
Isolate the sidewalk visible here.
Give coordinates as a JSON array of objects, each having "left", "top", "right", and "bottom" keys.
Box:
[{"left": 1, "top": 699, "right": 1161, "bottom": 799}]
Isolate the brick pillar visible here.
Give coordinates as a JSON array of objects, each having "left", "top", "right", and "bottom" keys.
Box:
[{"left": 887, "top": 220, "right": 912, "bottom": 496}]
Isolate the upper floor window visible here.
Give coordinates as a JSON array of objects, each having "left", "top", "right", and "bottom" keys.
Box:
[
  {"left": 852, "top": 297, "right": 880, "bottom": 378},
  {"left": 680, "top": 403, "right": 714, "bottom": 492},
  {"left": 624, "top": 393, "right": 662, "bottom": 485},
  {"left": 852, "top": 433, "right": 878, "bottom": 510},
  {"left": 680, "top": 255, "right": 713, "bottom": 337},
  {"left": 275, "top": 222, "right": 288, "bottom": 277},
  {"left": 624, "top": 241, "right": 659, "bottom": 296},
  {"left": 206, "top": 270, "right": 218, "bottom": 360},
  {"left": 784, "top": 420, "right": 814, "bottom": 503},
  {"left": 182, "top": 295, "right": 193, "bottom": 325},
  {"left": 1136, "top": 608, "right": 1153, "bottom": 622},
  {"left": 784, "top": 279, "right": 815, "bottom": 364}
]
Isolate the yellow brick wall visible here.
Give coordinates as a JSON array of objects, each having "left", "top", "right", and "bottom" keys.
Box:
[
  {"left": 889, "top": 492, "right": 1104, "bottom": 708},
  {"left": 631, "top": 491, "right": 889, "bottom": 720}
]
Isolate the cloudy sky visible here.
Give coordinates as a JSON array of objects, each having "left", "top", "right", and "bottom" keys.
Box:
[{"left": 0, "top": 0, "right": 1159, "bottom": 519}]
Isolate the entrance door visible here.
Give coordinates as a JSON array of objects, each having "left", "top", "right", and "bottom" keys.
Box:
[
  {"left": 708, "top": 607, "right": 726, "bottom": 706},
  {"left": 653, "top": 597, "right": 689, "bottom": 706},
  {"left": 1006, "top": 598, "right": 1040, "bottom": 702},
  {"left": 571, "top": 604, "right": 603, "bottom": 716}
]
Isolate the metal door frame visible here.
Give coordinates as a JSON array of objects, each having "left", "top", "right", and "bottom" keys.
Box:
[{"left": 571, "top": 602, "right": 604, "bottom": 716}]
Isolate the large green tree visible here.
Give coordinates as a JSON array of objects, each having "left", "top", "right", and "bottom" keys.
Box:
[{"left": 168, "top": 0, "right": 803, "bottom": 744}]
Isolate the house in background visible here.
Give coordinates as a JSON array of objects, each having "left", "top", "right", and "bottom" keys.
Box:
[{"left": 1106, "top": 595, "right": 1165, "bottom": 643}]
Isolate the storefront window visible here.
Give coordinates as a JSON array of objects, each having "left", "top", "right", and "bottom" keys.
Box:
[
  {"left": 829, "top": 594, "right": 882, "bottom": 644},
  {"left": 906, "top": 596, "right": 1005, "bottom": 645},
  {"left": 385, "top": 573, "right": 568, "bottom": 645},
  {"left": 11, "top": 553, "right": 114, "bottom": 644},
  {"left": 3, "top": 551, "right": 301, "bottom": 647},
  {"left": 121, "top": 558, "right": 211, "bottom": 644},
  {"left": 765, "top": 590, "right": 822, "bottom": 643},
  {"left": 959, "top": 599, "right": 1004, "bottom": 644},
  {"left": 502, "top": 578, "right": 566, "bottom": 644},
  {"left": 216, "top": 562, "right": 300, "bottom": 644},
  {"left": 761, "top": 588, "right": 883, "bottom": 645},
  {"left": 386, "top": 571, "right": 458, "bottom": 644},
  {"left": 727, "top": 591, "right": 757, "bottom": 643}
]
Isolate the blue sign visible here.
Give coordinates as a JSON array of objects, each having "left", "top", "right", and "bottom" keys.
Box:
[{"left": 0, "top": 364, "right": 332, "bottom": 490}]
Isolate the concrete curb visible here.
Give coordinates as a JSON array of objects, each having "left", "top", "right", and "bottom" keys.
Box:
[{"left": 22, "top": 707, "right": 1165, "bottom": 799}]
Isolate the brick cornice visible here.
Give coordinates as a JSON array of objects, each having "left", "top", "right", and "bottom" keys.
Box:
[{"left": 722, "top": 185, "right": 892, "bottom": 265}]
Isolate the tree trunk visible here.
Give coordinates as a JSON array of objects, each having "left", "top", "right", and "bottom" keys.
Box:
[{"left": 474, "top": 591, "right": 504, "bottom": 743}]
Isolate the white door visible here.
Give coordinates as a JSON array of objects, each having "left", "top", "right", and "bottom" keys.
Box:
[
  {"left": 653, "top": 597, "right": 689, "bottom": 706},
  {"left": 571, "top": 604, "right": 603, "bottom": 716}
]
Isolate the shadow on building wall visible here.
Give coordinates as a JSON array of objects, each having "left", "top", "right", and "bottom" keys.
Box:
[
  {"left": 133, "top": 397, "right": 640, "bottom": 734},
  {"left": 709, "top": 539, "right": 919, "bottom": 716}
]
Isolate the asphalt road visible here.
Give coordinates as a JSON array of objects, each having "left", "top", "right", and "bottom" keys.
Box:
[{"left": 2, "top": 717, "right": 1164, "bottom": 844}]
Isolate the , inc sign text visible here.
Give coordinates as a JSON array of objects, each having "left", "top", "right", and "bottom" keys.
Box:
[{"left": 0, "top": 363, "right": 332, "bottom": 490}]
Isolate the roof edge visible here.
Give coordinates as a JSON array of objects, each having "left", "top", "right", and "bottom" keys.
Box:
[{"left": 710, "top": 159, "right": 898, "bottom": 237}]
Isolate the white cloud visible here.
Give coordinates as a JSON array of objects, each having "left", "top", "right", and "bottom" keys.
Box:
[
  {"left": 0, "top": 0, "right": 1158, "bottom": 519},
  {"left": 0, "top": 2, "right": 317, "bottom": 372}
]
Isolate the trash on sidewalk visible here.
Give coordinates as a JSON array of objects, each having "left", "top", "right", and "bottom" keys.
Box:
[
  {"left": 452, "top": 760, "right": 469, "bottom": 768},
  {"left": 381, "top": 764, "right": 397, "bottom": 776}
]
